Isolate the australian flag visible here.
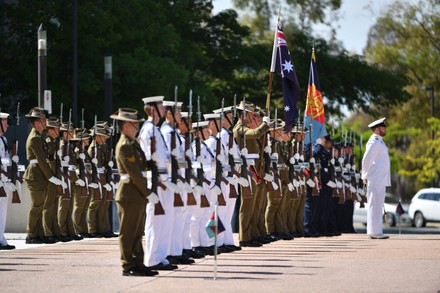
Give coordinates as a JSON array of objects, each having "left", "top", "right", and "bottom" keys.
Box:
[{"left": 270, "top": 20, "right": 300, "bottom": 132}]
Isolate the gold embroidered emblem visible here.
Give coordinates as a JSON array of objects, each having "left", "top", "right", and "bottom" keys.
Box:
[{"left": 127, "top": 156, "right": 136, "bottom": 163}]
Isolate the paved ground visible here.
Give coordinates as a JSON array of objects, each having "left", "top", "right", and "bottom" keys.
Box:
[{"left": 1, "top": 231, "right": 440, "bottom": 293}]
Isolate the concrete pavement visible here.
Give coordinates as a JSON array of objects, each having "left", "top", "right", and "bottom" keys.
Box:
[{"left": 1, "top": 232, "right": 440, "bottom": 293}]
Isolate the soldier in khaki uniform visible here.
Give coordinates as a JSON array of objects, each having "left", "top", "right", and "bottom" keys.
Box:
[
  {"left": 233, "top": 101, "right": 270, "bottom": 247},
  {"left": 23, "top": 107, "right": 65, "bottom": 244},
  {"left": 111, "top": 108, "right": 159, "bottom": 277}
]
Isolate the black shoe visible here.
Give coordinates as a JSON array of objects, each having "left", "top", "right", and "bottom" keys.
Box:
[
  {"left": 192, "top": 246, "right": 209, "bottom": 256},
  {"left": 166, "top": 255, "right": 180, "bottom": 265},
  {"left": 225, "top": 244, "right": 242, "bottom": 251},
  {"left": 148, "top": 263, "right": 178, "bottom": 271},
  {"left": 106, "top": 231, "right": 118, "bottom": 238},
  {"left": 255, "top": 237, "right": 270, "bottom": 244},
  {"left": 267, "top": 233, "right": 279, "bottom": 242},
  {"left": 57, "top": 236, "right": 73, "bottom": 242},
  {"left": 183, "top": 249, "right": 205, "bottom": 259},
  {"left": 218, "top": 245, "right": 235, "bottom": 253},
  {"left": 71, "top": 234, "right": 83, "bottom": 241},
  {"left": 25, "top": 237, "right": 44, "bottom": 244},
  {"left": 0, "top": 244, "right": 16, "bottom": 250},
  {"left": 175, "top": 255, "right": 195, "bottom": 264},
  {"left": 122, "top": 268, "right": 147, "bottom": 277},
  {"left": 101, "top": 231, "right": 113, "bottom": 238},
  {"left": 208, "top": 245, "right": 222, "bottom": 255},
  {"left": 239, "top": 240, "right": 262, "bottom": 247},
  {"left": 142, "top": 266, "right": 159, "bottom": 276},
  {"left": 79, "top": 233, "right": 92, "bottom": 238},
  {"left": 89, "top": 233, "right": 103, "bottom": 238},
  {"left": 43, "top": 236, "right": 59, "bottom": 244}
]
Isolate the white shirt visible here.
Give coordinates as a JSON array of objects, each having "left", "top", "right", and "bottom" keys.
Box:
[
  {"left": 361, "top": 133, "right": 391, "bottom": 187},
  {"left": 138, "top": 120, "right": 168, "bottom": 170},
  {"left": 0, "top": 136, "right": 10, "bottom": 173}
]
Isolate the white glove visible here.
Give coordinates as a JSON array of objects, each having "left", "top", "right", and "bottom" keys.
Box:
[
  {"left": 338, "top": 157, "right": 344, "bottom": 165},
  {"left": 196, "top": 155, "right": 204, "bottom": 163},
  {"left": 294, "top": 153, "right": 300, "bottom": 160},
  {"left": 264, "top": 145, "right": 271, "bottom": 153},
  {"left": 262, "top": 116, "right": 270, "bottom": 124},
  {"left": 171, "top": 148, "right": 180, "bottom": 157},
  {"left": 306, "top": 178, "right": 315, "bottom": 188},
  {"left": 264, "top": 173, "right": 274, "bottom": 182},
  {"left": 289, "top": 157, "right": 295, "bottom": 165},
  {"left": 147, "top": 192, "right": 159, "bottom": 204},
  {"left": 12, "top": 155, "right": 19, "bottom": 163},
  {"left": 238, "top": 177, "right": 249, "bottom": 187},
  {"left": 57, "top": 150, "right": 63, "bottom": 157},
  {"left": 217, "top": 154, "right": 226, "bottom": 163},
  {"left": 336, "top": 180, "right": 343, "bottom": 188},
  {"left": 240, "top": 148, "right": 248, "bottom": 156},
  {"left": 49, "top": 176, "right": 63, "bottom": 186},
  {"left": 108, "top": 161, "right": 114, "bottom": 168},
  {"left": 350, "top": 186, "right": 357, "bottom": 193},
  {"left": 293, "top": 179, "right": 300, "bottom": 188},
  {"left": 89, "top": 182, "right": 99, "bottom": 189},
  {"left": 194, "top": 185, "right": 205, "bottom": 195},
  {"left": 0, "top": 181, "right": 3, "bottom": 188},
  {"left": 300, "top": 154, "right": 305, "bottom": 162},
  {"left": 271, "top": 181, "right": 279, "bottom": 190},
  {"left": 330, "top": 158, "right": 335, "bottom": 165},
  {"left": 103, "top": 183, "right": 112, "bottom": 191},
  {"left": 287, "top": 182, "right": 294, "bottom": 192},
  {"left": 76, "top": 179, "right": 86, "bottom": 187},
  {"left": 327, "top": 180, "right": 337, "bottom": 188},
  {"left": 309, "top": 157, "right": 315, "bottom": 164},
  {"left": 210, "top": 184, "right": 222, "bottom": 196},
  {"left": 79, "top": 153, "right": 86, "bottom": 160},
  {"left": 63, "top": 156, "right": 70, "bottom": 162},
  {"left": 346, "top": 163, "right": 351, "bottom": 170},
  {"left": 151, "top": 152, "right": 161, "bottom": 163},
  {"left": 5, "top": 182, "right": 17, "bottom": 193},
  {"left": 110, "top": 181, "right": 117, "bottom": 189},
  {"left": 226, "top": 176, "right": 236, "bottom": 185},
  {"left": 60, "top": 179, "right": 68, "bottom": 190},
  {"left": 163, "top": 181, "right": 178, "bottom": 193},
  {"left": 0, "top": 173, "right": 7, "bottom": 183},
  {"left": 356, "top": 194, "right": 362, "bottom": 202},
  {"left": 92, "top": 158, "right": 98, "bottom": 165},
  {"left": 184, "top": 182, "right": 193, "bottom": 193},
  {"left": 185, "top": 148, "right": 193, "bottom": 158}
]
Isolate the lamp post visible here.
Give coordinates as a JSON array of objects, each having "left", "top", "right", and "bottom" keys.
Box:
[
  {"left": 421, "top": 85, "right": 435, "bottom": 186},
  {"left": 38, "top": 24, "right": 47, "bottom": 108},
  {"left": 104, "top": 52, "right": 112, "bottom": 123}
]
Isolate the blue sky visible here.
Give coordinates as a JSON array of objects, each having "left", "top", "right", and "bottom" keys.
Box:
[{"left": 213, "top": 0, "right": 417, "bottom": 55}]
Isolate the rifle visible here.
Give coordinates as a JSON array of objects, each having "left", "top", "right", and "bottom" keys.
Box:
[
  {"left": 268, "top": 110, "right": 282, "bottom": 198},
  {"left": 184, "top": 90, "right": 197, "bottom": 206},
  {"left": 288, "top": 127, "right": 299, "bottom": 199},
  {"left": 227, "top": 127, "right": 239, "bottom": 199},
  {"left": 214, "top": 99, "right": 227, "bottom": 206},
  {"left": 239, "top": 98, "right": 253, "bottom": 198},
  {"left": 55, "top": 104, "right": 70, "bottom": 198},
  {"left": 103, "top": 122, "right": 115, "bottom": 201},
  {"left": 170, "top": 86, "right": 184, "bottom": 207},
  {"left": 150, "top": 117, "right": 165, "bottom": 215},
  {"left": 328, "top": 141, "right": 340, "bottom": 197},
  {"left": 10, "top": 102, "right": 22, "bottom": 203},
  {"left": 77, "top": 109, "right": 88, "bottom": 196},
  {"left": 195, "top": 96, "right": 210, "bottom": 208},
  {"left": 90, "top": 115, "right": 102, "bottom": 200},
  {"left": 358, "top": 133, "right": 367, "bottom": 207},
  {"left": 305, "top": 124, "right": 320, "bottom": 196}
]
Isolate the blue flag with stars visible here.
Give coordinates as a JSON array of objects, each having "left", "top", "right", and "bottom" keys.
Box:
[{"left": 270, "top": 20, "right": 300, "bottom": 131}]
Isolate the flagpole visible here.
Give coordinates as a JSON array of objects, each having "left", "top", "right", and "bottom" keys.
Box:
[{"left": 214, "top": 201, "right": 219, "bottom": 280}]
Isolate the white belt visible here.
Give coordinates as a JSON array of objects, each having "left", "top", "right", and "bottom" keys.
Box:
[
  {"left": 97, "top": 167, "right": 105, "bottom": 174},
  {"left": 120, "top": 171, "right": 147, "bottom": 181},
  {"left": 68, "top": 165, "right": 76, "bottom": 171},
  {"left": 29, "top": 159, "right": 38, "bottom": 164}
]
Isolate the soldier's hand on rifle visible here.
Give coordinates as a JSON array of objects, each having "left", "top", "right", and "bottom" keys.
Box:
[
  {"left": 262, "top": 116, "right": 270, "bottom": 124},
  {"left": 163, "top": 180, "right": 178, "bottom": 193},
  {"left": 75, "top": 178, "right": 86, "bottom": 187},
  {"left": 210, "top": 184, "right": 221, "bottom": 196},
  {"left": 147, "top": 192, "right": 159, "bottom": 204},
  {"left": 264, "top": 173, "right": 274, "bottom": 182},
  {"left": 4, "top": 182, "right": 17, "bottom": 192},
  {"left": 238, "top": 177, "right": 249, "bottom": 187},
  {"left": 103, "top": 183, "right": 112, "bottom": 191},
  {"left": 108, "top": 161, "right": 114, "bottom": 168},
  {"left": 89, "top": 182, "right": 99, "bottom": 189},
  {"left": 49, "top": 176, "right": 63, "bottom": 186},
  {"left": 193, "top": 185, "right": 204, "bottom": 195},
  {"left": 287, "top": 182, "right": 294, "bottom": 192},
  {"left": 91, "top": 158, "right": 98, "bottom": 165},
  {"left": 79, "top": 153, "right": 86, "bottom": 160},
  {"left": 171, "top": 147, "right": 180, "bottom": 158},
  {"left": 12, "top": 155, "right": 19, "bottom": 163},
  {"left": 151, "top": 152, "right": 161, "bottom": 163},
  {"left": 1, "top": 173, "right": 8, "bottom": 182}
]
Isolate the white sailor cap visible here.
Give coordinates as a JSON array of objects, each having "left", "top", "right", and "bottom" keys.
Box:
[
  {"left": 192, "top": 121, "right": 209, "bottom": 129},
  {"left": 163, "top": 101, "right": 183, "bottom": 108},
  {"left": 180, "top": 112, "right": 189, "bottom": 118},
  {"left": 0, "top": 112, "right": 10, "bottom": 119},
  {"left": 203, "top": 113, "right": 221, "bottom": 120},
  {"left": 212, "top": 106, "right": 234, "bottom": 114},
  {"left": 142, "top": 96, "right": 164, "bottom": 105},
  {"left": 368, "top": 117, "right": 387, "bottom": 129}
]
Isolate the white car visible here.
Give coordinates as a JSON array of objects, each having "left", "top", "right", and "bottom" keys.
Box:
[
  {"left": 353, "top": 194, "right": 411, "bottom": 226},
  {"left": 408, "top": 188, "right": 440, "bottom": 228}
]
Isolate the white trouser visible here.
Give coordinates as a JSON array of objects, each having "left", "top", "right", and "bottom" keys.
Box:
[
  {"left": 170, "top": 191, "right": 187, "bottom": 256},
  {"left": 182, "top": 201, "right": 192, "bottom": 250},
  {"left": 366, "top": 182, "right": 386, "bottom": 236},
  {"left": 190, "top": 190, "right": 204, "bottom": 248},
  {"left": 145, "top": 186, "right": 173, "bottom": 267},
  {"left": 0, "top": 186, "right": 12, "bottom": 246},
  {"left": 199, "top": 183, "right": 215, "bottom": 247},
  {"left": 222, "top": 181, "right": 238, "bottom": 246}
]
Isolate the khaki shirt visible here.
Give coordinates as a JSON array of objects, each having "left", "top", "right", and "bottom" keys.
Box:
[{"left": 115, "top": 134, "right": 150, "bottom": 203}]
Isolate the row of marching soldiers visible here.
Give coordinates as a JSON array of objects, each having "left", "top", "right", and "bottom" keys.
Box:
[{"left": 21, "top": 107, "right": 118, "bottom": 245}]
